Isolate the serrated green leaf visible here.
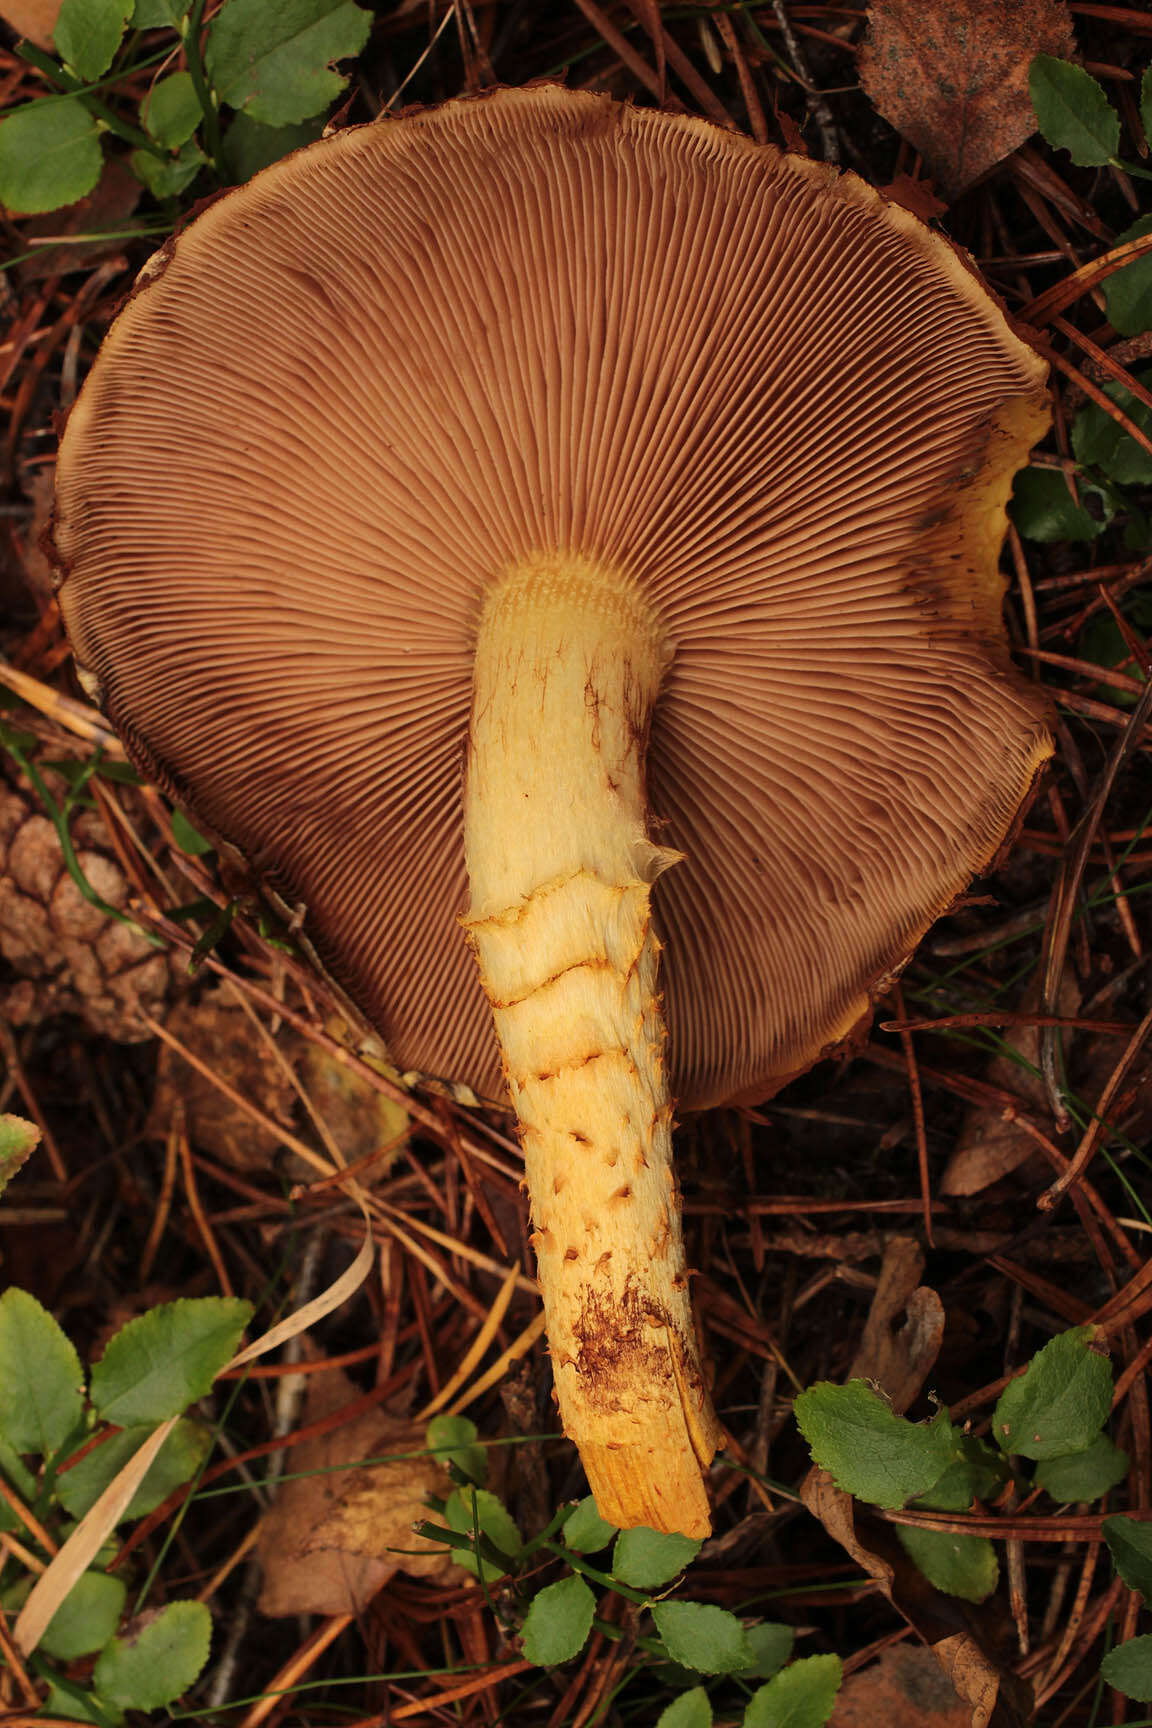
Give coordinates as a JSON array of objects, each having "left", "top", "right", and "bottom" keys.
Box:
[
  {"left": 444, "top": 1488, "right": 522, "bottom": 1583},
  {"left": 89, "top": 1296, "right": 251, "bottom": 1426},
  {"left": 651, "top": 1602, "right": 753, "bottom": 1675},
  {"left": 1143, "top": 65, "right": 1152, "bottom": 144},
  {"left": 41, "top": 1571, "right": 127, "bottom": 1660},
  {"left": 56, "top": 1419, "right": 212, "bottom": 1521},
  {"left": 206, "top": 0, "right": 372, "bottom": 126},
  {"left": 1072, "top": 375, "right": 1152, "bottom": 486},
  {"left": 143, "top": 72, "right": 202, "bottom": 147},
  {"left": 993, "top": 1326, "right": 1112, "bottom": 1460},
  {"left": 739, "top": 1623, "right": 796, "bottom": 1679},
  {"left": 0, "top": 97, "right": 103, "bottom": 215},
  {"left": 0, "top": 1434, "right": 38, "bottom": 1517},
  {"left": 744, "top": 1655, "right": 844, "bottom": 1728},
  {"left": 1102, "top": 1635, "right": 1152, "bottom": 1702},
  {"left": 657, "top": 1687, "right": 712, "bottom": 1728},
  {"left": 1029, "top": 54, "right": 1120, "bottom": 166},
  {"left": 1104, "top": 216, "right": 1152, "bottom": 338},
  {"left": 134, "top": 0, "right": 191, "bottom": 23},
  {"left": 520, "top": 1573, "right": 595, "bottom": 1666},
  {"left": 93, "top": 1600, "right": 211, "bottom": 1710},
  {"left": 41, "top": 1678, "right": 123, "bottom": 1726},
  {"left": 0, "top": 1114, "right": 39, "bottom": 1195},
  {"left": 612, "top": 1526, "right": 702, "bottom": 1589},
  {"left": 131, "top": 139, "right": 205, "bottom": 200},
  {"left": 793, "top": 1381, "right": 956, "bottom": 1509},
  {"left": 563, "top": 1494, "right": 618, "bottom": 1554},
  {"left": 1037, "top": 1432, "right": 1129, "bottom": 1502},
  {"left": 0, "top": 1288, "right": 84, "bottom": 1457},
  {"left": 896, "top": 1524, "right": 999, "bottom": 1602},
  {"left": 1103, "top": 1515, "right": 1152, "bottom": 1597},
  {"left": 917, "top": 1435, "right": 1007, "bottom": 1512},
  {"left": 1009, "top": 467, "right": 1102, "bottom": 542},
  {"left": 55, "top": 0, "right": 134, "bottom": 80},
  {"left": 426, "top": 1414, "right": 486, "bottom": 1486}
]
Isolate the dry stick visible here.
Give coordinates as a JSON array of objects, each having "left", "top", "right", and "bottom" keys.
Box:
[
  {"left": 137, "top": 1093, "right": 180, "bottom": 1284},
  {"left": 391, "top": 1661, "right": 534, "bottom": 1721},
  {"left": 177, "top": 1103, "right": 234, "bottom": 1296},
  {"left": 1023, "top": 227, "right": 1152, "bottom": 325},
  {"left": 768, "top": 0, "right": 839, "bottom": 158},
  {"left": 1038, "top": 679, "right": 1152, "bottom": 1124},
  {"left": 621, "top": 0, "right": 735, "bottom": 125},
  {"left": 569, "top": 0, "right": 686, "bottom": 107},
  {"left": 0, "top": 1025, "right": 67, "bottom": 1183},
  {"left": 1051, "top": 313, "right": 1152, "bottom": 418},
  {"left": 1040, "top": 996, "right": 1152, "bottom": 1210},
  {"left": 711, "top": 4, "right": 769, "bottom": 142},
  {"left": 881, "top": 1010, "right": 1132, "bottom": 1035},
  {"left": 237, "top": 1613, "right": 354, "bottom": 1728},
  {"left": 417, "top": 1264, "right": 519, "bottom": 1418},
  {"left": 890, "top": 984, "right": 933, "bottom": 1246},
  {"left": 0, "top": 1480, "right": 56, "bottom": 1559},
  {"left": 1008, "top": 522, "right": 1040, "bottom": 659},
  {"left": 0, "top": 1614, "right": 39, "bottom": 1712},
  {"left": 1032, "top": 331, "right": 1152, "bottom": 460}
]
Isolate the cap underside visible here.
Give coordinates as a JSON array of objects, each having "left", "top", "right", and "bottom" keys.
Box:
[{"left": 55, "top": 86, "right": 1051, "bottom": 1109}]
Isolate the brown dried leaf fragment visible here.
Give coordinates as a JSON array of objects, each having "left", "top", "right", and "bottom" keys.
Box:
[
  {"left": 831, "top": 1644, "right": 971, "bottom": 1726},
  {"left": 257, "top": 1369, "right": 463, "bottom": 1618},
  {"left": 848, "top": 1237, "right": 944, "bottom": 1415},
  {"left": 860, "top": 0, "right": 1077, "bottom": 199}
]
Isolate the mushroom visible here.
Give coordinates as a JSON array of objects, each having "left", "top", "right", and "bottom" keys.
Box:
[{"left": 53, "top": 85, "right": 1051, "bottom": 1537}]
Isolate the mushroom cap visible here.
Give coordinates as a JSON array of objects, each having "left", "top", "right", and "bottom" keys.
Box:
[{"left": 55, "top": 85, "right": 1051, "bottom": 1110}]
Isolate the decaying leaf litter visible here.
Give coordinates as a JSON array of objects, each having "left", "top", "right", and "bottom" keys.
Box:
[{"left": 0, "top": 0, "right": 1151, "bottom": 1723}]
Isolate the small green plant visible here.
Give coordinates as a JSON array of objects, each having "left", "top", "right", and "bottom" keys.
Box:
[
  {"left": 418, "top": 1413, "right": 843, "bottom": 1726},
  {"left": 1010, "top": 54, "right": 1152, "bottom": 571},
  {"left": 0, "top": 1286, "right": 252, "bottom": 1721},
  {"left": 796, "top": 1326, "right": 1151, "bottom": 1699},
  {"left": 0, "top": 0, "right": 373, "bottom": 216}
]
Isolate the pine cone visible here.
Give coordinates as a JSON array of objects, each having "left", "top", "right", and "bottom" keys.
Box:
[{"left": 0, "top": 761, "right": 178, "bottom": 1039}]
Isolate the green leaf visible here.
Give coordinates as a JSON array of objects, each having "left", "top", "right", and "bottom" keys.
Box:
[
  {"left": 992, "top": 1326, "right": 1113, "bottom": 1460},
  {"left": 205, "top": 0, "right": 372, "bottom": 126},
  {"left": 41, "top": 1678, "right": 123, "bottom": 1726},
  {"left": 0, "top": 1434, "right": 38, "bottom": 1513},
  {"left": 134, "top": 0, "right": 191, "bottom": 23},
  {"left": 1104, "top": 216, "right": 1152, "bottom": 338},
  {"left": 520, "top": 1573, "right": 595, "bottom": 1666},
  {"left": 1143, "top": 65, "right": 1152, "bottom": 144},
  {"left": 93, "top": 1600, "right": 211, "bottom": 1710},
  {"left": 1101, "top": 1636, "right": 1152, "bottom": 1702},
  {"left": 917, "top": 1436, "right": 1007, "bottom": 1511},
  {"left": 612, "top": 1526, "right": 702, "bottom": 1589},
  {"left": 1037, "top": 1433, "right": 1129, "bottom": 1502},
  {"left": 739, "top": 1623, "right": 796, "bottom": 1679},
  {"left": 0, "top": 1288, "right": 84, "bottom": 1457},
  {"left": 1072, "top": 375, "right": 1152, "bottom": 486},
  {"left": 219, "top": 110, "right": 323, "bottom": 183},
  {"left": 896, "top": 1524, "right": 999, "bottom": 1602},
  {"left": 444, "top": 1488, "right": 522, "bottom": 1583},
  {"left": 1028, "top": 55, "right": 1121, "bottom": 166},
  {"left": 1103, "top": 1515, "right": 1152, "bottom": 1597},
  {"left": 89, "top": 1296, "right": 251, "bottom": 1426},
  {"left": 131, "top": 139, "right": 205, "bottom": 199},
  {"left": 0, "top": 97, "right": 103, "bottom": 215},
  {"left": 143, "top": 71, "right": 202, "bottom": 147},
  {"left": 744, "top": 1655, "right": 844, "bottom": 1728},
  {"left": 793, "top": 1381, "right": 956, "bottom": 1509},
  {"left": 425, "top": 1414, "right": 486, "bottom": 1487},
  {"left": 651, "top": 1602, "right": 753, "bottom": 1676},
  {"left": 657, "top": 1687, "right": 712, "bottom": 1728},
  {"left": 563, "top": 1494, "right": 618, "bottom": 1554},
  {"left": 55, "top": 0, "right": 134, "bottom": 80},
  {"left": 170, "top": 806, "right": 213, "bottom": 854},
  {"left": 0, "top": 1115, "right": 39, "bottom": 1195},
  {"left": 1009, "top": 468, "right": 1101, "bottom": 542},
  {"left": 41, "top": 1571, "right": 127, "bottom": 1660},
  {"left": 56, "top": 1419, "right": 212, "bottom": 1520}
]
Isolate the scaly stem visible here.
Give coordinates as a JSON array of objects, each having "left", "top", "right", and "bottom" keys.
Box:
[{"left": 464, "top": 552, "right": 720, "bottom": 1536}]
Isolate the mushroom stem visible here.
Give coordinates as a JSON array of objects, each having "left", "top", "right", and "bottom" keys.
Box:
[{"left": 463, "top": 552, "right": 720, "bottom": 1537}]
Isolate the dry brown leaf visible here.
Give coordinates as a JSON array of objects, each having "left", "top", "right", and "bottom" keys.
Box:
[
  {"left": 257, "top": 1369, "right": 463, "bottom": 1617},
  {"left": 859, "top": 0, "right": 1077, "bottom": 199},
  {"left": 0, "top": 0, "right": 61, "bottom": 48},
  {"left": 848, "top": 1237, "right": 944, "bottom": 1415},
  {"left": 831, "top": 1644, "right": 971, "bottom": 1726}
]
